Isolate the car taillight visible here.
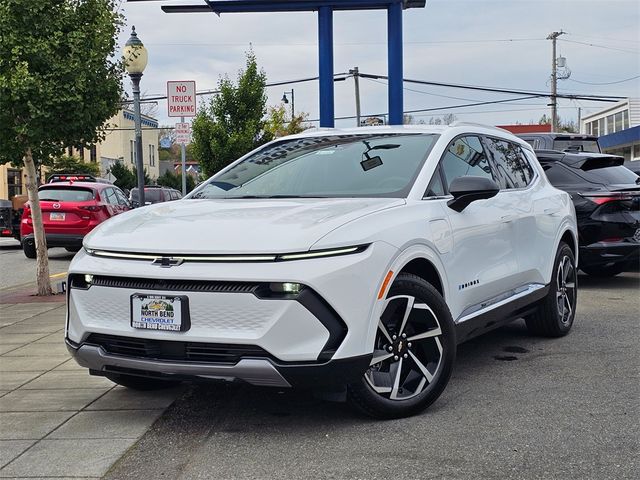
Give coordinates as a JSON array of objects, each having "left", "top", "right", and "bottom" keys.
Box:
[
  {"left": 79, "top": 205, "right": 101, "bottom": 212},
  {"left": 580, "top": 192, "right": 637, "bottom": 205}
]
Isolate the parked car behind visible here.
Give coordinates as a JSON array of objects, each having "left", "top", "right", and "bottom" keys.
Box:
[
  {"left": 518, "top": 133, "right": 601, "bottom": 153},
  {"left": 536, "top": 150, "right": 640, "bottom": 277},
  {"left": 129, "top": 186, "right": 182, "bottom": 208},
  {"left": 21, "top": 182, "right": 130, "bottom": 258}
]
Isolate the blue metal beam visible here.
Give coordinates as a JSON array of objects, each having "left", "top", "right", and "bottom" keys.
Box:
[
  {"left": 387, "top": 1, "right": 403, "bottom": 125},
  {"left": 318, "top": 6, "right": 335, "bottom": 127},
  {"left": 155, "top": 1, "right": 425, "bottom": 13}
]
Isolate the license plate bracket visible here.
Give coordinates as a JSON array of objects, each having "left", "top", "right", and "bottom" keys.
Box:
[
  {"left": 130, "top": 294, "right": 190, "bottom": 332},
  {"left": 50, "top": 212, "right": 65, "bottom": 221}
]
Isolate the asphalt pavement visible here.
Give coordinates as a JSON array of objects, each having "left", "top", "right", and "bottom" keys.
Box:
[
  {"left": 104, "top": 272, "right": 640, "bottom": 480},
  {"left": 0, "top": 238, "right": 73, "bottom": 291}
]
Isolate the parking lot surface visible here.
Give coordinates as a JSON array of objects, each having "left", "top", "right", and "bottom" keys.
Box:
[{"left": 103, "top": 272, "right": 639, "bottom": 480}]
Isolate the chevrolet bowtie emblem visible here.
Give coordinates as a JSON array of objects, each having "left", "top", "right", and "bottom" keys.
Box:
[{"left": 152, "top": 257, "right": 184, "bottom": 268}]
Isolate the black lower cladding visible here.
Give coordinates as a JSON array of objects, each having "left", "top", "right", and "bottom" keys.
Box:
[
  {"left": 69, "top": 275, "right": 349, "bottom": 361},
  {"left": 67, "top": 335, "right": 371, "bottom": 388},
  {"left": 23, "top": 233, "right": 84, "bottom": 248},
  {"left": 580, "top": 242, "right": 640, "bottom": 268}
]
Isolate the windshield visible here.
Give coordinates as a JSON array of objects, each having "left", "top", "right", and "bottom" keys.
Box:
[
  {"left": 553, "top": 139, "right": 600, "bottom": 153},
  {"left": 189, "top": 134, "right": 438, "bottom": 199},
  {"left": 577, "top": 166, "right": 639, "bottom": 185},
  {"left": 38, "top": 187, "right": 94, "bottom": 202}
]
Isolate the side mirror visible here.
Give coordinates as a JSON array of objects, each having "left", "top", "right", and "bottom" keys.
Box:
[{"left": 447, "top": 176, "right": 500, "bottom": 212}]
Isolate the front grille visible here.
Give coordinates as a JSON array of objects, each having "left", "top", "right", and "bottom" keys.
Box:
[
  {"left": 89, "top": 276, "right": 261, "bottom": 293},
  {"left": 86, "top": 334, "right": 271, "bottom": 364}
]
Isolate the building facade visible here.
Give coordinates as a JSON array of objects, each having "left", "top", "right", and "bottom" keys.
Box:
[
  {"left": 0, "top": 109, "right": 160, "bottom": 200},
  {"left": 580, "top": 98, "right": 640, "bottom": 163}
]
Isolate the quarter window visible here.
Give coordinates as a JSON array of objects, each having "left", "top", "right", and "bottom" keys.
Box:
[
  {"left": 484, "top": 138, "right": 534, "bottom": 189},
  {"left": 425, "top": 166, "right": 445, "bottom": 197},
  {"left": 439, "top": 136, "right": 494, "bottom": 191}
]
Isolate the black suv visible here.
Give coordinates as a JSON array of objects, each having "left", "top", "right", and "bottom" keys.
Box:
[
  {"left": 518, "top": 133, "right": 601, "bottom": 153},
  {"left": 536, "top": 150, "right": 640, "bottom": 277},
  {"left": 129, "top": 185, "right": 182, "bottom": 208}
]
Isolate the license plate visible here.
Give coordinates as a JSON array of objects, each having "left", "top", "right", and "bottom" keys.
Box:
[
  {"left": 50, "top": 212, "right": 65, "bottom": 221},
  {"left": 131, "top": 294, "right": 190, "bottom": 332}
]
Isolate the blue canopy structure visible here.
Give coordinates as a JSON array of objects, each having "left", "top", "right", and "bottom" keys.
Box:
[{"left": 129, "top": 1, "right": 426, "bottom": 127}]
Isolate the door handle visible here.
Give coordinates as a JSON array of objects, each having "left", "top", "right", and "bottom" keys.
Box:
[
  {"left": 545, "top": 208, "right": 561, "bottom": 216},
  {"left": 501, "top": 215, "right": 515, "bottom": 223}
]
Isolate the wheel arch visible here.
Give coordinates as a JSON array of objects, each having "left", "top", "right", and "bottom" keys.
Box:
[{"left": 398, "top": 257, "right": 444, "bottom": 298}]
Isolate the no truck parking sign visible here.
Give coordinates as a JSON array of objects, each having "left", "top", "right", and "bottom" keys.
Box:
[{"left": 167, "top": 81, "right": 196, "bottom": 117}]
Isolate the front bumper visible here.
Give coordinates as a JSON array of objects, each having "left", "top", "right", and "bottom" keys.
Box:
[
  {"left": 66, "top": 242, "right": 396, "bottom": 365},
  {"left": 579, "top": 241, "right": 640, "bottom": 269},
  {"left": 65, "top": 337, "right": 371, "bottom": 389}
]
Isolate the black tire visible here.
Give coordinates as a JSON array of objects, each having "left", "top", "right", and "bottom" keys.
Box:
[
  {"left": 580, "top": 263, "right": 625, "bottom": 278},
  {"left": 104, "top": 373, "right": 180, "bottom": 391},
  {"left": 347, "top": 273, "right": 456, "bottom": 419},
  {"left": 525, "top": 242, "right": 577, "bottom": 337},
  {"left": 65, "top": 247, "right": 81, "bottom": 253},
  {"left": 22, "top": 240, "right": 37, "bottom": 259}
]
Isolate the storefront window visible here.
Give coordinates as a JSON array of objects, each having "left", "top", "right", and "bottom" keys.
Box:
[
  {"left": 607, "top": 115, "right": 615, "bottom": 134},
  {"left": 7, "top": 169, "right": 22, "bottom": 198},
  {"left": 615, "top": 112, "right": 624, "bottom": 133}
]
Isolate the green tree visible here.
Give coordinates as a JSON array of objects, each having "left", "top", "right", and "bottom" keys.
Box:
[
  {"left": 107, "top": 161, "right": 151, "bottom": 191},
  {"left": 192, "top": 52, "right": 271, "bottom": 177},
  {"left": 156, "top": 170, "right": 196, "bottom": 193},
  {"left": 47, "top": 155, "right": 101, "bottom": 177},
  {"left": 0, "top": 0, "right": 124, "bottom": 295},
  {"left": 264, "top": 105, "right": 310, "bottom": 138}
]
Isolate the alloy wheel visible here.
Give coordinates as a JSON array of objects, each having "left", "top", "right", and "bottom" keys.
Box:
[
  {"left": 556, "top": 255, "right": 576, "bottom": 325},
  {"left": 365, "top": 295, "right": 444, "bottom": 401}
]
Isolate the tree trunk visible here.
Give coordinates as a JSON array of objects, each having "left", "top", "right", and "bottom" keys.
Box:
[{"left": 24, "top": 148, "right": 52, "bottom": 296}]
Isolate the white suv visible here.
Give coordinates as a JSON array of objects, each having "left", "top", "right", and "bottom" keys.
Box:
[{"left": 66, "top": 124, "right": 578, "bottom": 418}]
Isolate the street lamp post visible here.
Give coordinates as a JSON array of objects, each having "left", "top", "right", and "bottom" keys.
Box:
[
  {"left": 282, "top": 90, "right": 295, "bottom": 122},
  {"left": 124, "top": 26, "right": 148, "bottom": 207}
]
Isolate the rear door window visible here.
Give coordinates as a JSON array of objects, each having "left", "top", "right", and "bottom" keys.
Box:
[
  {"left": 484, "top": 138, "right": 534, "bottom": 189},
  {"left": 543, "top": 164, "right": 583, "bottom": 186},
  {"left": 38, "top": 187, "right": 94, "bottom": 202}
]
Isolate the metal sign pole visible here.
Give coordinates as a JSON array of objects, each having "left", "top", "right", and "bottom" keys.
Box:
[{"left": 181, "top": 115, "right": 187, "bottom": 195}]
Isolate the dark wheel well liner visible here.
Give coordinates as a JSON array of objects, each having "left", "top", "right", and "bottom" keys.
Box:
[{"left": 399, "top": 257, "right": 444, "bottom": 297}]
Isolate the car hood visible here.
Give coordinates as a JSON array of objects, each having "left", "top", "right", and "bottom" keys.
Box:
[{"left": 84, "top": 198, "right": 405, "bottom": 254}]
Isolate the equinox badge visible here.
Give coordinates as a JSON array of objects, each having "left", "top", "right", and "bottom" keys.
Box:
[{"left": 152, "top": 257, "right": 184, "bottom": 268}]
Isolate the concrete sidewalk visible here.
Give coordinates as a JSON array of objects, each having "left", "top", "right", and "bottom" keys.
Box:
[{"left": 0, "top": 302, "right": 182, "bottom": 479}]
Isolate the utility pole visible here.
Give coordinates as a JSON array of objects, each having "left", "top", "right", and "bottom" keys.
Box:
[
  {"left": 547, "top": 30, "right": 565, "bottom": 131},
  {"left": 349, "top": 67, "right": 361, "bottom": 127}
]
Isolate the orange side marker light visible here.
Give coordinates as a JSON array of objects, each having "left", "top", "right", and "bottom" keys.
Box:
[{"left": 378, "top": 270, "right": 394, "bottom": 300}]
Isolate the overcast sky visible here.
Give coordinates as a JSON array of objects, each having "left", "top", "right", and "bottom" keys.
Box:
[{"left": 120, "top": 0, "right": 640, "bottom": 128}]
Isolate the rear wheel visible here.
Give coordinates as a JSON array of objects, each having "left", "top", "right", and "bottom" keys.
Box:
[
  {"left": 22, "top": 240, "right": 36, "bottom": 259},
  {"left": 580, "top": 263, "right": 625, "bottom": 278},
  {"left": 104, "top": 373, "right": 180, "bottom": 391},
  {"left": 348, "top": 273, "right": 456, "bottom": 419},
  {"left": 525, "top": 242, "right": 577, "bottom": 337}
]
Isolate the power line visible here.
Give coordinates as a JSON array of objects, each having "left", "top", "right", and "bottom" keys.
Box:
[
  {"left": 559, "top": 38, "right": 639, "bottom": 54},
  {"left": 567, "top": 75, "right": 640, "bottom": 86}
]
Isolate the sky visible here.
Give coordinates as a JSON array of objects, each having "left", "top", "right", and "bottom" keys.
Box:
[{"left": 119, "top": 0, "right": 640, "bottom": 129}]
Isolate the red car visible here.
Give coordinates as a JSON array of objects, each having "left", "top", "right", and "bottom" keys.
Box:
[{"left": 21, "top": 182, "right": 131, "bottom": 258}]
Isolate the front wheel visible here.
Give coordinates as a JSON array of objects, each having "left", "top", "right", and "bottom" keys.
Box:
[
  {"left": 525, "top": 242, "right": 577, "bottom": 337},
  {"left": 348, "top": 273, "right": 456, "bottom": 419}
]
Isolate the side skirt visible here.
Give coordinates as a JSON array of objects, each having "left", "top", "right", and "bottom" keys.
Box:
[{"left": 454, "top": 285, "right": 550, "bottom": 344}]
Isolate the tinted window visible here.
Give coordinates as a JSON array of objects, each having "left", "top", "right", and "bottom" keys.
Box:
[
  {"left": 114, "top": 189, "right": 129, "bottom": 206},
  {"left": 543, "top": 164, "right": 582, "bottom": 186},
  {"left": 425, "top": 167, "right": 445, "bottom": 197},
  {"left": 130, "top": 189, "right": 164, "bottom": 203},
  {"left": 578, "top": 166, "right": 639, "bottom": 185},
  {"left": 38, "top": 187, "right": 94, "bottom": 202},
  {"left": 103, "top": 188, "right": 119, "bottom": 205},
  {"left": 440, "top": 136, "right": 493, "bottom": 191},
  {"left": 190, "top": 134, "right": 438, "bottom": 199},
  {"left": 553, "top": 140, "right": 600, "bottom": 153},
  {"left": 484, "top": 138, "right": 533, "bottom": 189}
]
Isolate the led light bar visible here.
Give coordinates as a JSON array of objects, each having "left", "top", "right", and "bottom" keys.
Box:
[{"left": 84, "top": 244, "right": 368, "bottom": 263}]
